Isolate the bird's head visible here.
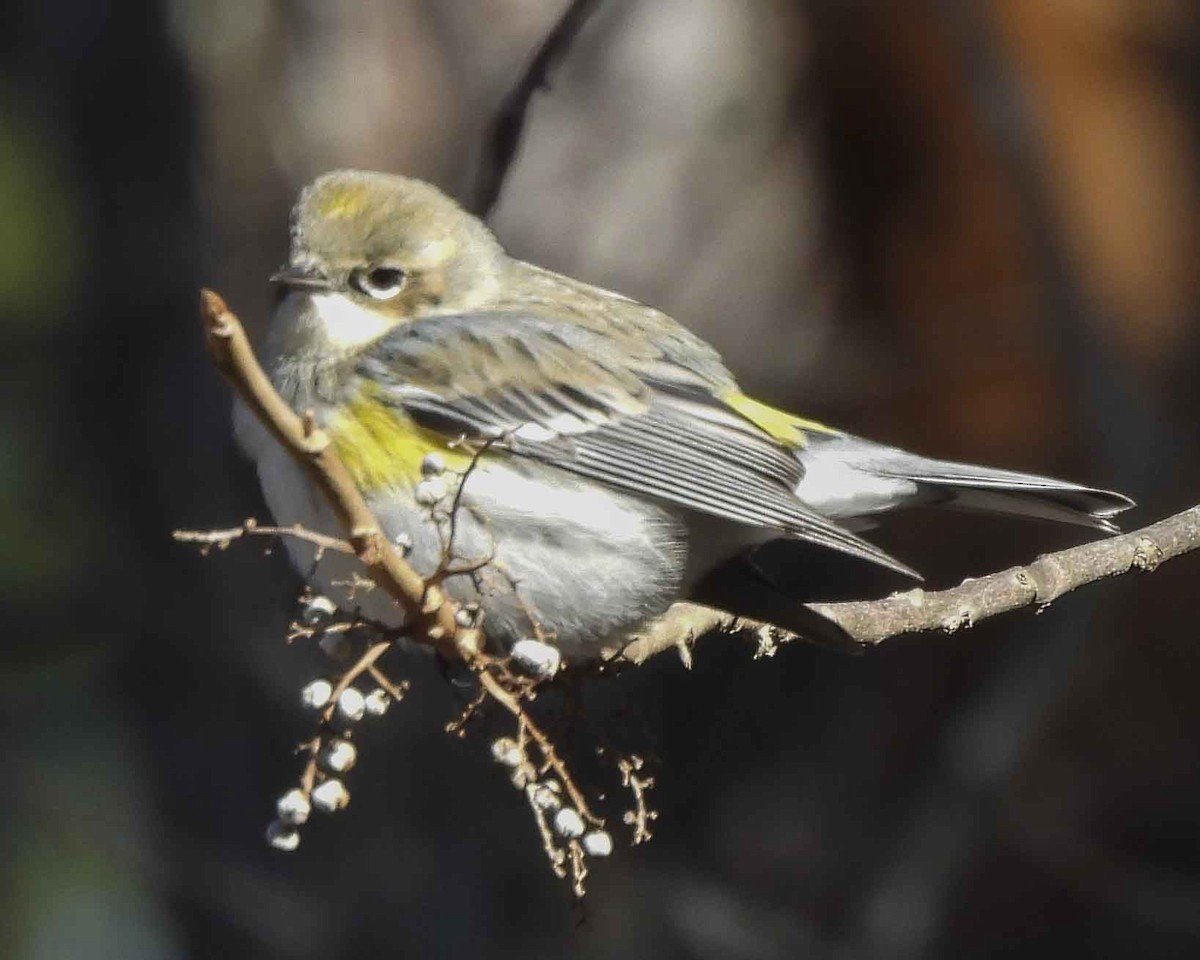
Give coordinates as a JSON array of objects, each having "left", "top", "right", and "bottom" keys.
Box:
[{"left": 272, "top": 170, "right": 505, "bottom": 353}]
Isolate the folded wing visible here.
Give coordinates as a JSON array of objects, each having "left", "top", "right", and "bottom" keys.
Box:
[{"left": 356, "top": 312, "right": 917, "bottom": 577}]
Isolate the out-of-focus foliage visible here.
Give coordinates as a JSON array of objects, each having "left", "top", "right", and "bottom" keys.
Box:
[{"left": 2, "top": 2, "right": 1199, "bottom": 958}]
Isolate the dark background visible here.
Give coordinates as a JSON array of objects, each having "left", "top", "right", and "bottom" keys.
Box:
[{"left": 3, "top": 2, "right": 1199, "bottom": 958}]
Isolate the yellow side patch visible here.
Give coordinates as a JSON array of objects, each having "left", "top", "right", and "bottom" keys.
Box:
[
  {"left": 722, "top": 391, "right": 840, "bottom": 449},
  {"left": 329, "top": 397, "right": 475, "bottom": 492}
]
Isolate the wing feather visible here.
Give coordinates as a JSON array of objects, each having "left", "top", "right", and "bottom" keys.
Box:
[{"left": 356, "top": 312, "right": 916, "bottom": 576}]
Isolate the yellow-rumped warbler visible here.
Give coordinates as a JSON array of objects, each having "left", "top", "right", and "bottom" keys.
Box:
[{"left": 240, "top": 169, "right": 1132, "bottom": 658}]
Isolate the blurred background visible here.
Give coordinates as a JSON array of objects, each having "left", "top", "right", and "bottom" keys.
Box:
[{"left": 3, "top": 1, "right": 1199, "bottom": 957}]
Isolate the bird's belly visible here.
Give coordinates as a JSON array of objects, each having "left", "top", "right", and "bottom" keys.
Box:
[{"left": 253, "top": 441, "right": 689, "bottom": 658}]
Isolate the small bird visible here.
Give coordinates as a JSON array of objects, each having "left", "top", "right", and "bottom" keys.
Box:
[{"left": 242, "top": 170, "right": 1132, "bottom": 658}]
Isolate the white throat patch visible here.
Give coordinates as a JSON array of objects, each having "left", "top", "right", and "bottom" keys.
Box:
[{"left": 306, "top": 292, "right": 395, "bottom": 350}]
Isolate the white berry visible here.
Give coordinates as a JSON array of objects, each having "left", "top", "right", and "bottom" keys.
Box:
[
  {"left": 266, "top": 820, "right": 300, "bottom": 851},
  {"left": 582, "top": 830, "right": 614, "bottom": 857},
  {"left": 336, "top": 687, "right": 366, "bottom": 723},
  {"left": 276, "top": 788, "right": 311, "bottom": 826},
  {"left": 415, "top": 477, "right": 447, "bottom": 505},
  {"left": 363, "top": 688, "right": 391, "bottom": 717},
  {"left": 311, "top": 779, "right": 349, "bottom": 813},
  {"left": 510, "top": 638, "right": 561, "bottom": 678},
  {"left": 531, "top": 784, "right": 561, "bottom": 811},
  {"left": 300, "top": 679, "right": 333, "bottom": 710},
  {"left": 420, "top": 452, "right": 446, "bottom": 477},
  {"left": 321, "top": 738, "right": 358, "bottom": 774},
  {"left": 300, "top": 595, "right": 337, "bottom": 626},
  {"left": 491, "top": 737, "right": 522, "bottom": 767},
  {"left": 318, "top": 630, "right": 351, "bottom": 659},
  {"left": 553, "top": 807, "right": 585, "bottom": 839}
]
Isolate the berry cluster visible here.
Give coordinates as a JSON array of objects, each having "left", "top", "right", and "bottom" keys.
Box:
[{"left": 265, "top": 596, "right": 402, "bottom": 852}]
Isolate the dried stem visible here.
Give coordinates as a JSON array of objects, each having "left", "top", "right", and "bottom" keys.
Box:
[
  {"left": 199, "top": 289, "right": 479, "bottom": 661},
  {"left": 618, "top": 755, "right": 657, "bottom": 845},
  {"left": 619, "top": 507, "right": 1200, "bottom": 664},
  {"left": 174, "top": 518, "right": 352, "bottom": 557},
  {"left": 477, "top": 668, "right": 603, "bottom": 826}
]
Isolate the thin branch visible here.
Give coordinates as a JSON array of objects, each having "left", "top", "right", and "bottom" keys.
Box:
[
  {"left": 199, "top": 290, "right": 480, "bottom": 661},
  {"left": 174, "top": 518, "right": 353, "bottom": 556},
  {"left": 618, "top": 755, "right": 657, "bottom": 845},
  {"left": 470, "top": 0, "right": 604, "bottom": 218},
  {"left": 477, "top": 668, "right": 603, "bottom": 826},
  {"left": 618, "top": 506, "right": 1200, "bottom": 665}
]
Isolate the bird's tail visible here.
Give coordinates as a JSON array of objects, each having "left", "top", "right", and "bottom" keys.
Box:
[{"left": 793, "top": 434, "right": 1134, "bottom": 533}]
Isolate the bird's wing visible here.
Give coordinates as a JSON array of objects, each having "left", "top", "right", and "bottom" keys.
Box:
[{"left": 356, "top": 311, "right": 915, "bottom": 576}]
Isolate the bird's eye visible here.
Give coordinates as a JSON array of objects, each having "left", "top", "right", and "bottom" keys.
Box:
[{"left": 351, "top": 266, "right": 407, "bottom": 300}]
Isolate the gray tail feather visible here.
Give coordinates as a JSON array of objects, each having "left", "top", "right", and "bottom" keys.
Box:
[
  {"left": 796, "top": 436, "right": 1134, "bottom": 533},
  {"left": 889, "top": 461, "right": 1133, "bottom": 533}
]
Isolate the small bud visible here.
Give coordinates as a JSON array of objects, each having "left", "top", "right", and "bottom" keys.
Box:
[
  {"left": 531, "top": 783, "right": 561, "bottom": 811},
  {"left": 301, "top": 679, "right": 333, "bottom": 710},
  {"left": 321, "top": 738, "right": 358, "bottom": 774},
  {"left": 420, "top": 452, "right": 446, "bottom": 477},
  {"left": 266, "top": 820, "right": 301, "bottom": 852},
  {"left": 336, "top": 687, "right": 366, "bottom": 723},
  {"left": 415, "top": 477, "right": 447, "bottom": 505},
  {"left": 455, "top": 606, "right": 477, "bottom": 627},
  {"left": 393, "top": 531, "right": 413, "bottom": 553},
  {"left": 363, "top": 688, "right": 391, "bottom": 717},
  {"left": 511, "top": 638, "right": 562, "bottom": 678},
  {"left": 311, "top": 778, "right": 349, "bottom": 813},
  {"left": 544, "top": 779, "right": 562, "bottom": 794},
  {"left": 582, "top": 830, "right": 614, "bottom": 857},
  {"left": 511, "top": 767, "right": 531, "bottom": 790},
  {"left": 491, "top": 737, "right": 522, "bottom": 767},
  {"left": 553, "top": 807, "right": 585, "bottom": 839},
  {"left": 301, "top": 595, "right": 337, "bottom": 626},
  {"left": 276, "top": 788, "right": 311, "bottom": 826}
]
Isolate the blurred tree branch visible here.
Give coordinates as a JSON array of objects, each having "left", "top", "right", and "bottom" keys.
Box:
[{"left": 470, "top": 0, "right": 604, "bottom": 218}]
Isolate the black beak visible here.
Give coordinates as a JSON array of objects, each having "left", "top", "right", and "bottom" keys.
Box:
[{"left": 270, "top": 264, "right": 333, "bottom": 291}]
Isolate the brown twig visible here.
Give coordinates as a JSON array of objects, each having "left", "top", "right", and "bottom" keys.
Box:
[
  {"left": 296, "top": 638, "right": 407, "bottom": 798},
  {"left": 199, "top": 289, "right": 480, "bottom": 661},
  {"left": 618, "top": 506, "right": 1200, "bottom": 664},
  {"left": 470, "top": 0, "right": 605, "bottom": 218},
  {"left": 174, "top": 518, "right": 353, "bottom": 557},
  {"left": 618, "top": 755, "right": 657, "bottom": 845},
  {"left": 477, "top": 667, "right": 603, "bottom": 826}
]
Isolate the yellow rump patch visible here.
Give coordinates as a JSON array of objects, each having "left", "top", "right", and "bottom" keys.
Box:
[
  {"left": 722, "top": 391, "right": 839, "bottom": 449},
  {"left": 329, "top": 396, "right": 475, "bottom": 492}
]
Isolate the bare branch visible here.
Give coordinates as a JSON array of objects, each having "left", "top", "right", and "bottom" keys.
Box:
[
  {"left": 174, "top": 518, "right": 353, "bottom": 556},
  {"left": 618, "top": 506, "right": 1200, "bottom": 665},
  {"left": 198, "top": 290, "right": 480, "bottom": 660},
  {"left": 477, "top": 668, "right": 603, "bottom": 826},
  {"left": 470, "top": 0, "right": 604, "bottom": 218},
  {"left": 618, "top": 755, "right": 657, "bottom": 845}
]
